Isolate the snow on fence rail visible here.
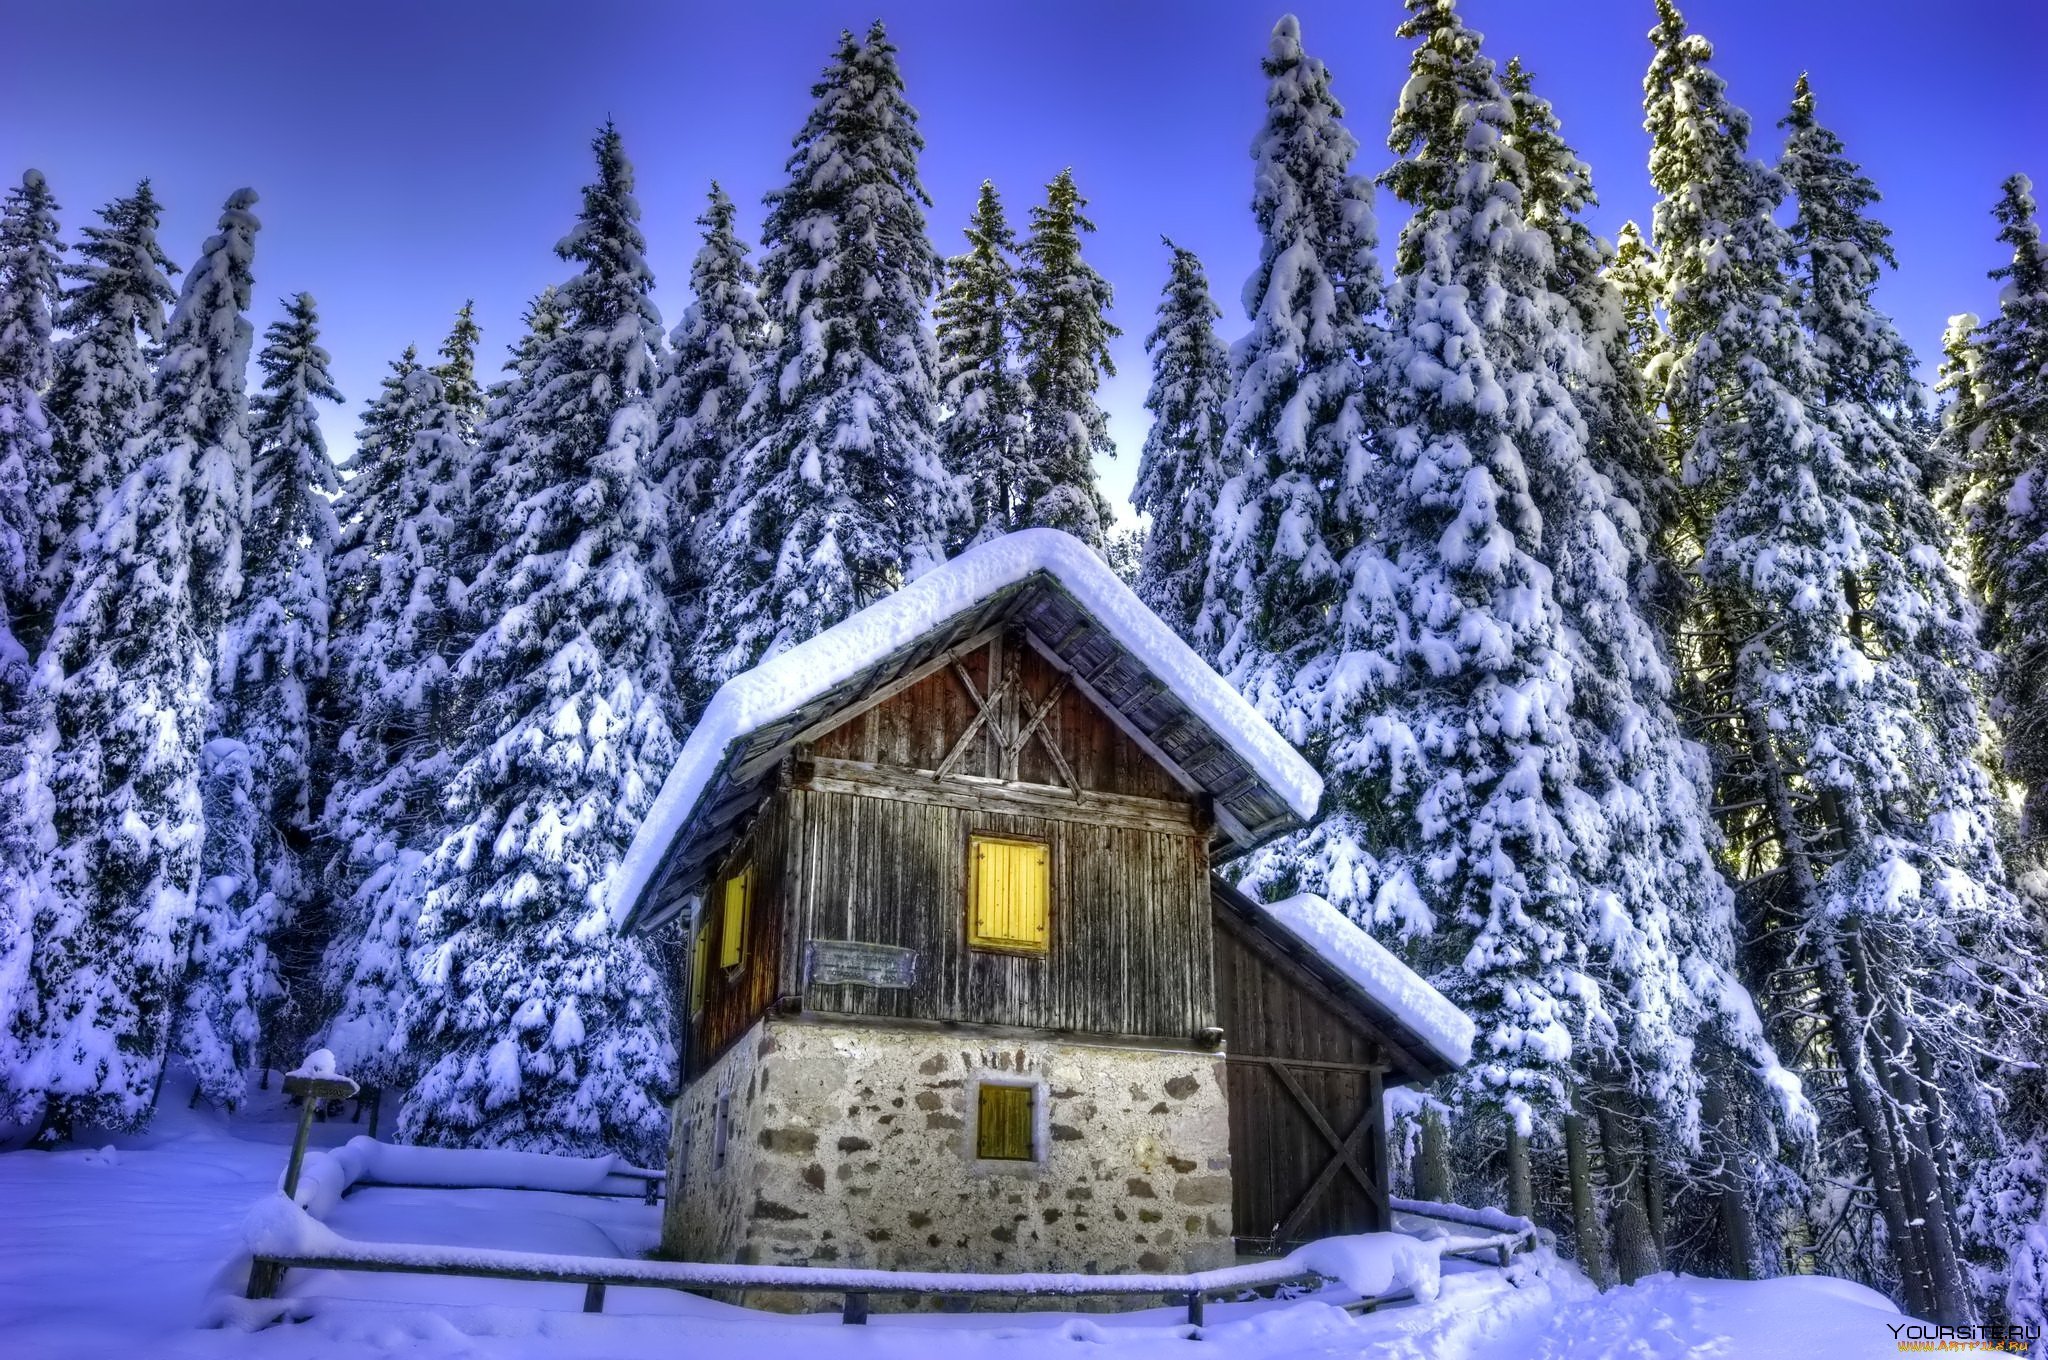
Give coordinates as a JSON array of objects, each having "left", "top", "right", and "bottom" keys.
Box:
[
  {"left": 287, "top": 1137, "right": 663, "bottom": 1218},
  {"left": 241, "top": 1187, "right": 1534, "bottom": 1328}
]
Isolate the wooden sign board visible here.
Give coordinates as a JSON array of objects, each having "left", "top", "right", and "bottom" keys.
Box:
[{"left": 807, "top": 940, "right": 919, "bottom": 990}]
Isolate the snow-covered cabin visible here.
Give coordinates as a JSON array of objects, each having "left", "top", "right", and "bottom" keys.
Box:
[{"left": 612, "top": 530, "right": 1472, "bottom": 1284}]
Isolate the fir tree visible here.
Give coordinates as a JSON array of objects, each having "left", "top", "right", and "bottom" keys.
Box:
[
  {"left": 0, "top": 171, "right": 61, "bottom": 653},
  {"left": 38, "top": 182, "right": 177, "bottom": 638},
  {"left": 1502, "top": 59, "right": 1671, "bottom": 612},
  {"left": 181, "top": 293, "right": 342, "bottom": 1105},
  {"left": 1198, "top": 15, "right": 1382, "bottom": 727},
  {"left": 1953, "top": 177, "right": 2048, "bottom": 846},
  {"left": 651, "top": 181, "right": 767, "bottom": 707},
  {"left": 1650, "top": 5, "right": 2020, "bottom": 1318},
  {"left": 1132, "top": 238, "right": 1229, "bottom": 643},
  {"left": 0, "top": 169, "right": 62, "bottom": 1120},
  {"left": 935, "top": 179, "right": 1027, "bottom": 547},
  {"left": 695, "top": 24, "right": 958, "bottom": 688},
  {"left": 431, "top": 299, "right": 485, "bottom": 442},
  {"left": 18, "top": 190, "right": 259, "bottom": 1134},
  {"left": 1015, "top": 169, "right": 1117, "bottom": 547},
  {"left": 320, "top": 363, "right": 470, "bottom": 1092},
  {"left": 404, "top": 125, "right": 677, "bottom": 1160}
]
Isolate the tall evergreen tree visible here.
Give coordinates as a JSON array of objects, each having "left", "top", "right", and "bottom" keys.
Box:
[
  {"left": 403, "top": 125, "right": 677, "bottom": 1160},
  {"left": 1132, "top": 239, "right": 1229, "bottom": 643},
  {"left": 17, "top": 190, "right": 259, "bottom": 1134},
  {"left": 1951, "top": 177, "right": 2048, "bottom": 847},
  {"left": 651, "top": 181, "right": 767, "bottom": 707},
  {"left": 0, "top": 169, "right": 63, "bottom": 1120},
  {"left": 1502, "top": 59, "right": 1671, "bottom": 613},
  {"left": 320, "top": 362, "right": 470, "bottom": 1092},
  {"left": 37, "top": 182, "right": 177, "bottom": 641},
  {"left": 935, "top": 179, "right": 1027, "bottom": 548},
  {"left": 695, "top": 24, "right": 958, "bottom": 689},
  {"left": 181, "top": 293, "right": 341, "bottom": 1105},
  {"left": 1649, "top": 5, "right": 2023, "bottom": 1319},
  {"left": 1015, "top": 169, "right": 1117, "bottom": 547},
  {"left": 1198, "top": 15, "right": 1382, "bottom": 727},
  {"left": 431, "top": 299, "right": 485, "bottom": 442}
]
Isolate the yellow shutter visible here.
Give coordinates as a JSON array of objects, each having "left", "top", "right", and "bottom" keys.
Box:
[
  {"left": 977, "top": 1083, "right": 1036, "bottom": 1160},
  {"left": 690, "top": 925, "right": 711, "bottom": 1013},
  {"left": 968, "top": 835, "right": 1049, "bottom": 953},
  {"left": 718, "top": 863, "right": 751, "bottom": 970}
]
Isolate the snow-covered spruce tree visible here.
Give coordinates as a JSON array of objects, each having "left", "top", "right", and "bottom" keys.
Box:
[
  {"left": 180, "top": 293, "right": 342, "bottom": 1105},
  {"left": 1650, "top": 7, "right": 2023, "bottom": 1317},
  {"left": 0, "top": 169, "right": 63, "bottom": 1120},
  {"left": 650, "top": 181, "right": 767, "bottom": 711},
  {"left": 431, "top": 299, "right": 485, "bottom": 442},
  {"left": 19, "top": 190, "right": 259, "bottom": 1136},
  {"left": 1132, "top": 238, "right": 1229, "bottom": 644},
  {"left": 0, "top": 171, "right": 62, "bottom": 651},
  {"left": 1952, "top": 177, "right": 2048, "bottom": 848},
  {"left": 37, "top": 182, "right": 177, "bottom": 643},
  {"left": 319, "top": 362, "right": 471, "bottom": 1096},
  {"left": 694, "top": 24, "right": 957, "bottom": 689},
  {"left": 935, "top": 179, "right": 1028, "bottom": 548},
  {"left": 403, "top": 124, "right": 677, "bottom": 1161},
  {"left": 1014, "top": 169, "right": 1117, "bottom": 548},
  {"left": 1502, "top": 59, "right": 1673, "bottom": 618},
  {"left": 1197, "top": 15, "right": 1382, "bottom": 728}
]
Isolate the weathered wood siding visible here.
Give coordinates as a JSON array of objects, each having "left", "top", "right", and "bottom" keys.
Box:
[
  {"left": 712, "top": 632, "right": 1223, "bottom": 1042},
  {"left": 689, "top": 796, "right": 788, "bottom": 1076},
  {"left": 1213, "top": 902, "right": 1393, "bottom": 1248}
]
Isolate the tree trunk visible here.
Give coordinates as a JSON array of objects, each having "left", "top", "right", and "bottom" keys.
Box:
[
  {"left": 1642, "top": 1127, "right": 1668, "bottom": 1258},
  {"left": 1414, "top": 1106, "right": 1451, "bottom": 1205},
  {"left": 1505, "top": 1117, "right": 1533, "bottom": 1220},
  {"left": 1700, "top": 1082, "right": 1758, "bottom": 1280},
  {"left": 1738, "top": 702, "right": 1934, "bottom": 1317},
  {"left": 1564, "top": 1100, "right": 1611, "bottom": 1289},
  {"left": 1597, "top": 1097, "right": 1661, "bottom": 1283},
  {"left": 1858, "top": 938, "right": 1973, "bottom": 1326}
]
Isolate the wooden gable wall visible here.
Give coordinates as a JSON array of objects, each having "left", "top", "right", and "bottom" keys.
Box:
[{"left": 686, "top": 630, "right": 1220, "bottom": 1072}]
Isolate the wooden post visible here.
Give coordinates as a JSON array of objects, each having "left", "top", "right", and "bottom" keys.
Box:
[
  {"left": 583, "top": 1282, "right": 607, "bottom": 1313},
  {"left": 281, "top": 1094, "right": 319, "bottom": 1204},
  {"left": 1185, "top": 1289, "right": 1204, "bottom": 1327},
  {"left": 842, "top": 1291, "right": 869, "bottom": 1325}
]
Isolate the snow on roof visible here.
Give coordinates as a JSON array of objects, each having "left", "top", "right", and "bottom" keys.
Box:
[
  {"left": 1255, "top": 893, "right": 1474, "bottom": 1070},
  {"left": 610, "top": 529, "right": 1323, "bottom": 931}
]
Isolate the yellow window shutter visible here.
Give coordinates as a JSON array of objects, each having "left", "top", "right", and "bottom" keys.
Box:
[
  {"left": 968, "top": 835, "right": 1048, "bottom": 953},
  {"left": 977, "top": 1083, "right": 1035, "bottom": 1160},
  {"left": 690, "top": 926, "right": 711, "bottom": 1013},
  {"left": 718, "top": 863, "right": 751, "bottom": 970}
]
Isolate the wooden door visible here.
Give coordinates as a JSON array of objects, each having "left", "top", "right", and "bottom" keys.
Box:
[{"left": 1225, "top": 1056, "right": 1389, "bottom": 1253}]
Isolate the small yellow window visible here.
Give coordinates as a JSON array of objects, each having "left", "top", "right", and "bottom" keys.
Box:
[
  {"left": 968, "top": 835, "right": 1049, "bottom": 954},
  {"left": 690, "top": 924, "right": 712, "bottom": 1013},
  {"left": 977, "top": 1083, "right": 1036, "bottom": 1161},
  {"left": 718, "top": 863, "right": 752, "bottom": 970}
]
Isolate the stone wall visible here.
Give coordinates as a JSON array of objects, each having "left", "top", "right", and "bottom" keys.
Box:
[{"left": 660, "top": 1016, "right": 1235, "bottom": 1302}]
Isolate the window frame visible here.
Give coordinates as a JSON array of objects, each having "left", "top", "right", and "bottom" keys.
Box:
[
  {"left": 718, "top": 860, "right": 753, "bottom": 972},
  {"left": 970, "top": 1076, "right": 1046, "bottom": 1167},
  {"left": 965, "top": 832, "right": 1052, "bottom": 957}
]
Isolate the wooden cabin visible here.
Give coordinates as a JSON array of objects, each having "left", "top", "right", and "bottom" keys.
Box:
[{"left": 610, "top": 530, "right": 1472, "bottom": 1284}]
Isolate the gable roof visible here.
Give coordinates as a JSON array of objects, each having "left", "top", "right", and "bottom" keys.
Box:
[
  {"left": 1211, "top": 878, "right": 1473, "bottom": 1081},
  {"left": 611, "top": 529, "right": 1323, "bottom": 934}
]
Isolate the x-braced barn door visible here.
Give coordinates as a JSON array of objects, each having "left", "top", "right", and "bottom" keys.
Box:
[{"left": 1224, "top": 1056, "right": 1390, "bottom": 1253}]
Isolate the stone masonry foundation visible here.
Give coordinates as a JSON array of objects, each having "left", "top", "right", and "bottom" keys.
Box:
[{"left": 662, "top": 1016, "right": 1234, "bottom": 1307}]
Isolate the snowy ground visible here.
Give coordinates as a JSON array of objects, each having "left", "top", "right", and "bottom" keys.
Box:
[{"left": 0, "top": 1072, "right": 1961, "bottom": 1359}]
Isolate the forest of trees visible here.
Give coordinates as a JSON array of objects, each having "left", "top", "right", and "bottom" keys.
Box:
[{"left": 1, "top": 0, "right": 2044, "bottom": 1333}]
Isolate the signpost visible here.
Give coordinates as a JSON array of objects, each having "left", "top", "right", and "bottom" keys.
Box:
[{"left": 249, "top": 1050, "right": 359, "bottom": 1301}]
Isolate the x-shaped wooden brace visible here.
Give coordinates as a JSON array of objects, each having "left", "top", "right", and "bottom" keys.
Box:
[
  {"left": 1268, "top": 1060, "right": 1387, "bottom": 1246},
  {"left": 933, "top": 649, "right": 1076, "bottom": 791}
]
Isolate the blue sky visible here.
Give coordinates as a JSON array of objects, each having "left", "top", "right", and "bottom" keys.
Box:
[{"left": 5, "top": 0, "right": 2042, "bottom": 523}]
